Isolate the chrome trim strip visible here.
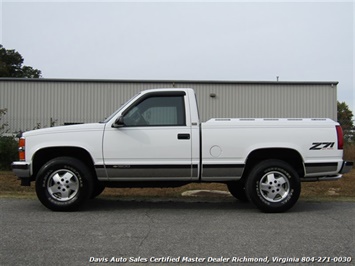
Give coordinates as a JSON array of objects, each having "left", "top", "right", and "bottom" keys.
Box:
[
  {"left": 95, "top": 164, "right": 197, "bottom": 179},
  {"left": 97, "top": 176, "right": 193, "bottom": 182},
  {"left": 202, "top": 176, "right": 242, "bottom": 181},
  {"left": 301, "top": 175, "right": 342, "bottom": 182},
  {"left": 304, "top": 163, "right": 337, "bottom": 174},
  {"left": 202, "top": 164, "right": 244, "bottom": 178}
]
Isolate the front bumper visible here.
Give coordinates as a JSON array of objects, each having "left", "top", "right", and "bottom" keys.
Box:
[{"left": 11, "top": 161, "right": 32, "bottom": 186}]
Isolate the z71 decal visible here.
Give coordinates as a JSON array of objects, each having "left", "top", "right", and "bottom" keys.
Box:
[{"left": 310, "top": 142, "right": 335, "bottom": 150}]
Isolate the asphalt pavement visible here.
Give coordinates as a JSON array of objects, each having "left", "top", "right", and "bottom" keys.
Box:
[{"left": 1, "top": 198, "right": 354, "bottom": 266}]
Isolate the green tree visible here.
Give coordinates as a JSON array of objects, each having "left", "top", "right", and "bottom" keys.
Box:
[
  {"left": 0, "top": 108, "right": 17, "bottom": 170},
  {"left": 337, "top": 101, "right": 354, "bottom": 142},
  {"left": 0, "top": 136, "right": 18, "bottom": 170},
  {"left": 0, "top": 44, "right": 41, "bottom": 78},
  {"left": 0, "top": 108, "right": 9, "bottom": 135}
]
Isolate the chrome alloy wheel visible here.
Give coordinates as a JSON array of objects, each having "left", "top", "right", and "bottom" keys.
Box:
[
  {"left": 46, "top": 169, "right": 79, "bottom": 202},
  {"left": 259, "top": 171, "right": 290, "bottom": 203}
]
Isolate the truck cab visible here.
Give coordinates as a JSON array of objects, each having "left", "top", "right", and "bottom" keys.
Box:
[{"left": 101, "top": 89, "right": 200, "bottom": 181}]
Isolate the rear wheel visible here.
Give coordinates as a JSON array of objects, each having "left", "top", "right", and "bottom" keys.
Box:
[
  {"left": 245, "top": 160, "right": 301, "bottom": 213},
  {"left": 35, "top": 157, "right": 93, "bottom": 211}
]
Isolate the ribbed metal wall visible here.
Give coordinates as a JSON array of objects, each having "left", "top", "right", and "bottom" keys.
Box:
[
  {"left": 175, "top": 83, "right": 337, "bottom": 121},
  {"left": 0, "top": 79, "right": 337, "bottom": 133}
]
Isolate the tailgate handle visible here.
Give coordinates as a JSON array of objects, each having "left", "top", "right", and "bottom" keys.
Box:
[{"left": 177, "top": 133, "right": 190, "bottom": 140}]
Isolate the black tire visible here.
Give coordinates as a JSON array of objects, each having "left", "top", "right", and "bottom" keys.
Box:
[
  {"left": 245, "top": 160, "right": 301, "bottom": 213},
  {"left": 35, "top": 157, "right": 93, "bottom": 211},
  {"left": 227, "top": 181, "right": 249, "bottom": 202}
]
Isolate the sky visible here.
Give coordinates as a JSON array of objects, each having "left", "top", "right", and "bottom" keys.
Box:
[{"left": 1, "top": 0, "right": 354, "bottom": 113}]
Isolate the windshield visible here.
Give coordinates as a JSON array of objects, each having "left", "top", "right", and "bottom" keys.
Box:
[{"left": 100, "top": 93, "right": 141, "bottom": 123}]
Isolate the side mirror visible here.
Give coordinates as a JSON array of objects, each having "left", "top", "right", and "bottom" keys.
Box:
[{"left": 112, "top": 116, "right": 125, "bottom": 128}]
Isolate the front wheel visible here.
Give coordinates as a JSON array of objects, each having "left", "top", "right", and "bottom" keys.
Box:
[
  {"left": 245, "top": 160, "right": 301, "bottom": 213},
  {"left": 35, "top": 157, "right": 93, "bottom": 211}
]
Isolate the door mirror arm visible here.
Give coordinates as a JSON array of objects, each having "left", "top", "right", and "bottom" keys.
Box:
[{"left": 112, "top": 116, "right": 125, "bottom": 128}]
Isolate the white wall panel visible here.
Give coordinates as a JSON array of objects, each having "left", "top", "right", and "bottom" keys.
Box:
[{"left": 0, "top": 79, "right": 337, "bottom": 133}]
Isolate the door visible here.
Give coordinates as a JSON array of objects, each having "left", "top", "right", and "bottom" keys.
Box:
[{"left": 102, "top": 92, "right": 195, "bottom": 181}]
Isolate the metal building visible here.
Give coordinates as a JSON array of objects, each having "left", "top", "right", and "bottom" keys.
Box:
[{"left": 0, "top": 78, "right": 338, "bottom": 134}]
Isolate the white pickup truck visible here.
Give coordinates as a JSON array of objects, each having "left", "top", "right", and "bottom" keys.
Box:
[{"left": 12, "top": 88, "right": 353, "bottom": 212}]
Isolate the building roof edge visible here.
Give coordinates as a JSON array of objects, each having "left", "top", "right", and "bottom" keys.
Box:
[{"left": 0, "top": 78, "right": 339, "bottom": 85}]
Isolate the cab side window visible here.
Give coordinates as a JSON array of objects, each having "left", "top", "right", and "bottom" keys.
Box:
[{"left": 123, "top": 96, "right": 185, "bottom": 126}]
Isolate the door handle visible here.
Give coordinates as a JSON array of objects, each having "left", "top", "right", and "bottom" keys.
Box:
[{"left": 177, "top": 133, "right": 190, "bottom": 140}]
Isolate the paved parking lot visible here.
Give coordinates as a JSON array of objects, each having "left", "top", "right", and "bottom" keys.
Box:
[{"left": 1, "top": 198, "right": 354, "bottom": 265}]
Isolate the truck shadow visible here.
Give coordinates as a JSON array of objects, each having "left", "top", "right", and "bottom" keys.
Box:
[{"left": 84, "top": 197, "right": 326, "bottom": 213}]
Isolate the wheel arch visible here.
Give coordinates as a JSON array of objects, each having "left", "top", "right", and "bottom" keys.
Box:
[
  {"left": 32, "top": 147, "right": 97, "bottom": 180},
  {"left": 243, "top": 148, "right": 305, "bottom": 179}
]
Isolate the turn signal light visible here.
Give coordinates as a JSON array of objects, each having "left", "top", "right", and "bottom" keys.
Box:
[{"left": 18, "top": 137, "right": 26, "bottom": 161}]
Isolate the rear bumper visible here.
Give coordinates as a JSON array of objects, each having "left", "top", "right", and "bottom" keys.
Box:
[
  {"left": 11, "top": 162, "right": 32, "bottom": 186},
  {"left": 339, "top": 161, "right": 353, "bottom": 174},
  {"left": 301, "top": 161, "right": 353, "bottom": 182}
]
